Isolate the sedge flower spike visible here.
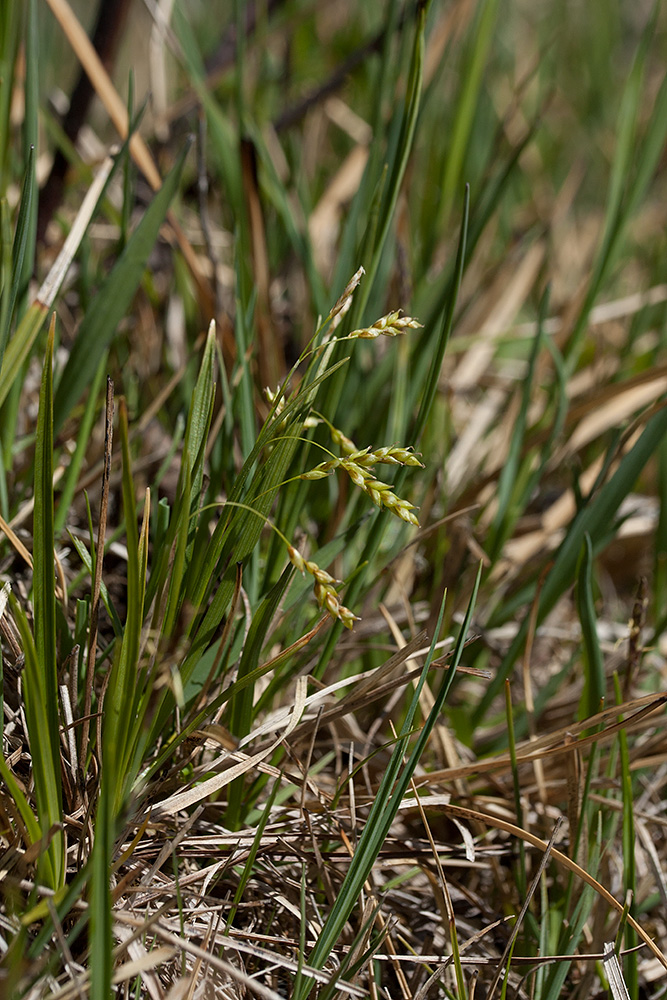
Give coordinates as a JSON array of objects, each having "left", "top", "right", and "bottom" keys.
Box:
[
  {"left": 350, "top": 310, "right": 423, "bottom": 339},
  {"left": 287, "top": 545, "right": 359, "bottom": 629},
  {"left": 299, "top": 425, "right": 423, "bottom": 527}
]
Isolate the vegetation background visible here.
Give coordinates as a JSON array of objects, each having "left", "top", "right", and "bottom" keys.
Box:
[{"left": 1, "top": 0, "right": 667, "bottom": 997}]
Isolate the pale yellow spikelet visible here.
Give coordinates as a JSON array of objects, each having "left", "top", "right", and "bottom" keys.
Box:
[
  {"left": 356, "top": 445, "right": 423, "bottom": 468},
  {"left": 337, "top": 603, "right": 360, "bottom": 630},
  {"left": 300, "top": 459, "right": 341, "bottom": 480},
  {"left": 330, "top": 426, "right": 358, "bottom": 455},
  {"left": 287, "top": 544, "right": 306, "bottom": 574},
  {"left": 288, "top": 543, "right": 359, "bottom": 628},
  {"left": 350, "top": 310, "right": 423, "bottom": 340},
  {"left": 341, "top": 461, "right": 367, "bottom": 489}
]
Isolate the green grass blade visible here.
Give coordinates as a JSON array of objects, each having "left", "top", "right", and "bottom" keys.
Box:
[
  {"left": 576, "top": 533, "right": 605, "bottom": 724},
  {"left": 623, "top": 66, "right": 667, "bottom": 220},
  {"left": 474, "top": 400, "right": 667, "bottom": 723},
  {"left": 33, "top": 319, "right": 59, "bottom": 750},
  {"left": 296, "top": 564, "right": 482, "bottom": 999},
  {"left": 233, "top": 271, "right": 257, "bottom": 462},
  {"left": 248, "top": 124, "right": 327, "bottom": 316},
  {"left": 0, "top": 740, "right": 42, "bottom": 847},
  {"left": 411, "top": 185, "right": 470, "bottom": 446},
  {"left": 613, "top": 672, "right": 638, "bottom": 999},
  {"left": 0, "top": 201, "right": 11, "bottom": 369},
  {"left": 20, "top": 0, "right": 38, "bottom": 296},
  {"left": 0, "top": 146, "right": 35, "bottom": 369},
  {"left": 505, "top": 681, "right": 526, "bottom": 900},
  {"left": 161, "top": 462, "right": 191, "bottom": 639},
  {"left": 563, "top": 24, "right": 667, "bottom": 371},
  {"left": 655, "top": 433, "right": 667, "bottom": 625},
  {"left": 225, "top": 776, "right": 280, "bottom": 930},
  {"left": 544, "top": 817, "right": 602, "bottom": 999},
  {"left": 0, "top": 0, "right": 20, "bottom": 195},
  {"left": 439, "top": 0, "right": 499, "bottom": 233},
  {"left": 487, "top": 290, "right": 547, "bottom": 561},
  {"left": 350, "top": 3, "right": 425, "bottom": 324},
  {"left": 22, "top": 318, "right": 64, "bottom": 888},
  {"left": 53, "top": 140, "right": 191, "bottom": 433},
  {"left": 103, "top": 402, "right": 150, "bottom": 813},
  {"left": 0, "top": 301, "right": 46, "bottom": 410},
  {"left": 67, "top": 533, "right": 123, "bottom": 637},
  {"left": 11, "top": 596, "right": 62, "bottom": 891},
  {"left": 226, "top": 565, "right": 293, "bottom": 827},
  {"left": 184, "top": 357, "right": 348, "bottom": 623},
  {"left": 330, "top": 0, "right": 403, "bottom": 295},
  {"left": 421, "top": 118, "right": 536, "bottom": 333},
  {"left": 314, "top": 186, "right": 470, "bottom": 680},
  {"left": 54, "top": 353, "right": 107, "bottom": 535},
  {"left": 90, "top": 761, "right": 112, "bottom": 1000},
  {"left": 0, "top": 148, "right": 119, "bottom": 410},
  {"left": 153, "top": 322, "right": 216, "bottom": 628}
]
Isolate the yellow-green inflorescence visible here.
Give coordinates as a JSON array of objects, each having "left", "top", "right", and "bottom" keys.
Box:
[
  {"left": 300, "top": 427, "right": 424, "bottom": 527},
  {"left": 286, "top": 544, "right": 359, "bottom": 630},
  {"left": 348, "top": 310, "right": 423, "bottom": 339},
  {"left": 283, "top": 271, "right": 424, "bottom": 628}
]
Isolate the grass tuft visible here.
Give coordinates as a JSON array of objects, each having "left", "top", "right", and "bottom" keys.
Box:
[{"left": 1, "top": 3, "right": 667, "bottom": 997}]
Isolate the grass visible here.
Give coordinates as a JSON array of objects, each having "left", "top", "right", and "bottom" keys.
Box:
[{"left": 1, "top": 1, "right": 667, "bottom": 997}]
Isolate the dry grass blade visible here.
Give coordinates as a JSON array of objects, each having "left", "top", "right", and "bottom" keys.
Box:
[
  {"left": 112, "top": 913, "right": 367, "bottom": 998},
  {"left": 558, "top": 375, "right": 667, "bottom": 459},
  {"left": 452, "top": 240, "right": 545, "bottom": 391},
  {"left": 442, "top": 802, "right": 667, "bottom": 972},
  {"left": 0, "top": 511, "right": 33, "bottom": 567},
  {"left": 636, "top": 819, "right": 667, "bottom": 907},
  {"left": 36, "top": 154, "right": 116, "bottom": 312},
  {"left": 423, "top": 692, "right": 667, "bottom": 783},
  {"left": 604, "top": 942, "right": 632, "bottom": 1000},
  {"left": 288, "top": 630, "right": 429, "bottom": 741},
  {"left": 486, "top": 817, "right": 563, "bottom": 999},
  {"left": 0, "top": 152, "right": 115, "bottom": 411},
  {"left": 410, "top": 773, "right": 466, "bottom": 997},
  {"left": 153, "top": 677, "right": 307, "bottom": 816}
]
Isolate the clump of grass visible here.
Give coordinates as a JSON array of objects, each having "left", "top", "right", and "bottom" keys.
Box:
[{"left": 1, "top": 2, "right": 667, "bottom": 999}]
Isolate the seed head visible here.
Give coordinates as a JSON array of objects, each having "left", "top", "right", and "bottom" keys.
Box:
[
  {"left": 288, "top": 543, "right": 359, "bottom": 628},
  {"left": 350, "top": 310, "right": 423, "bottom": 340}
]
